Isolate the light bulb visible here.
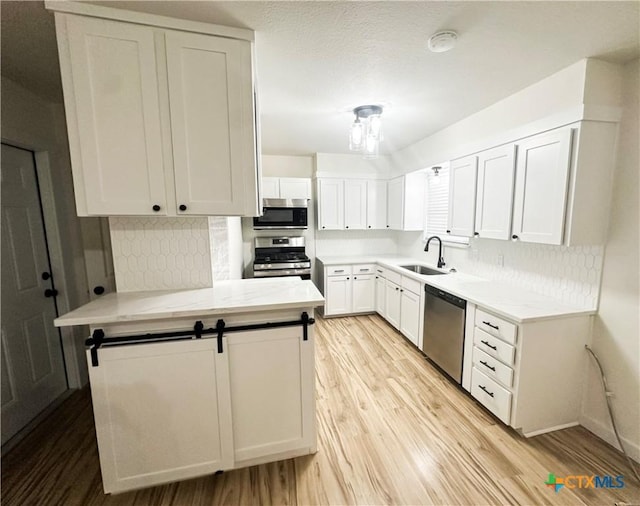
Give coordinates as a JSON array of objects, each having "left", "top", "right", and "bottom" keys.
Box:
[
  {"left": 350, "top": 120, "right": 364, "bottom": 150},
  {"left": 369, "top": 114, "right": 382, "bottom": 140},
  {"left": 364, "top": 134, "right": 378, "bottom": 158}
]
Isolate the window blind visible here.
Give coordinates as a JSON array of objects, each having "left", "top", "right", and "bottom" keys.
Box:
[{"left": 425, "top": 165, "right": 469, "bottom": 245}]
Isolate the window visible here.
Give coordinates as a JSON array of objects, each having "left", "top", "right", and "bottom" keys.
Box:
[{"left": 424, "top": 163, "right": 469, "bottom": 245}]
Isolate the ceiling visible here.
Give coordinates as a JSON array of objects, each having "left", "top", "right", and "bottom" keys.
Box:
[{"left": 2, "top": 1, "right": 639, "bottom": 156}]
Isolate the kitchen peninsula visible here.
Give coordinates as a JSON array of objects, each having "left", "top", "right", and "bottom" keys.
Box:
[{"left": 55, "top": 277, "right": 324, "bottom": 494}]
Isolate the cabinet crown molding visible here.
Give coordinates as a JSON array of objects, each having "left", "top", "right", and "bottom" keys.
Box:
[{"left": 45, "top": 0, "right": 255, "bottom": 42}]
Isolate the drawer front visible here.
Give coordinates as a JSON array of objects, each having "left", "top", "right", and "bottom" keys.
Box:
[
  {"left": 327, "top": 265, "right": 352, "bottom": 276},
  {"left": 473, "top": 328, "right": 515, "bottom": 365},
  {"left": 375, "top": 265, "right": 387, "bottom": 278},
  {"left": 353, "top": 264, "right": 375, "bottom": 275},
  {"left": 475, "top": 308, "right": 517, "bottom": 344},
  {"left": 401, "top": 276, "right": 421, "bottom": 295},
  {"left": 473, "top": 347, "right": 514, "bottom": 388},
  {"left": 385, "top": 269, "right": 402, "bottom": 285},
  {"left": 471, "top": 367, "right": 512, "bottom": 424}
]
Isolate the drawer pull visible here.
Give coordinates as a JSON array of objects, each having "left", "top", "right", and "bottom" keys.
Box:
[
  {"left": 479, "top": 385, "right": 494, "bottom": 397},
  {"left": 480, "top": 339, "right": 497, "bottom": 350},
  {"left": 482, "top": 321, "right": 500, "bottom": 330},
  {"left": 335, "top": 269, "right": 344, "bottom": 273},
  {"left": 480, "top": 360, "right": 496, "bottom": 372},
  {"left": 359, "top": 268, "right": 369, "bottom": 272}
]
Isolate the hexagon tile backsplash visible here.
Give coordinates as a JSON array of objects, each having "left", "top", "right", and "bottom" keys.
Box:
[{"left": 109, "top": 217, "right": 213, "bottom": 292}]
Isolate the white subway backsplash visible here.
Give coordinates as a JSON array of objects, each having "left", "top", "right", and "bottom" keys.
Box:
[
  {"left": 110, "top": 217, "right": 213, "bottom": 292},
  {"left": 447, "top": 239, "right": 604, "bottom": 309}
]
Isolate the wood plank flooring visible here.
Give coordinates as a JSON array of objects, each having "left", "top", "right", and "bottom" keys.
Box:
[{"left": 2, "top": 314, "right": 639, "bottom": 505}]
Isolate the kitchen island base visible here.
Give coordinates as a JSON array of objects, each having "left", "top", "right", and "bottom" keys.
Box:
[{"left": 85, "top": 308, "right": 317, "bottom": 494}]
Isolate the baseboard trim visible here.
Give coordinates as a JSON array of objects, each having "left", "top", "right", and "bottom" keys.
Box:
[
  {"left": 579, "top": 414, "right": 640, "bottom": 463},
  {"left": 521, "top": 421, "right": 580, "bottom": 438}
]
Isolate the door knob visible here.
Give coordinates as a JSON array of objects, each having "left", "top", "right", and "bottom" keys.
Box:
[
  {"left": 44, "top": 289, "right": 58, "bottom": 298},
  {"left": 93, "top": 286, "right": 105, "bottom": 295}
]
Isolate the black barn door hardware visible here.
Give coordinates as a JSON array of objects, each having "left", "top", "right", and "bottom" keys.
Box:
[{"left": 86, "top": 312, "right": 315, "bottom": 366}]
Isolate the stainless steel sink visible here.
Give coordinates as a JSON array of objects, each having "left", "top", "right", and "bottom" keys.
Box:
[{"left": 399, "top": 264, "right": 448, "bottom": 276}]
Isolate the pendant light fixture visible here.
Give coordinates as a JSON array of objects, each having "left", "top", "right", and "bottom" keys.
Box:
[{"left": 349, "top": 105, "right": 383, "bottom": 158}]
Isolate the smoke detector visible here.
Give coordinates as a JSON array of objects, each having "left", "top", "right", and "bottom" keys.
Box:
[{"left": 428, "top": 31, "right": 458, "bottom": 53}]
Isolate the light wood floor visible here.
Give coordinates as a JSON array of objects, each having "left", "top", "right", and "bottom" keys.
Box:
[{"left": 2, "top": 314, "right": 639, "bottom": 505}]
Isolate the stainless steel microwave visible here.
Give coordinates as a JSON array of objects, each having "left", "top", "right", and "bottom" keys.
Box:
[{"left": 253, "top": 199, "right": 308, "bottom": 229}]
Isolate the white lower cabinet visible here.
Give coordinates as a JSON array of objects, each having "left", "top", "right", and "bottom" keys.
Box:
[
  {"left": 399, "top": 288, "right": 420, "bottom": 347},
  {"left": 88, "top": 338, "right": 234, "bottom": 494},
  {"left": 384, "top": 280, "right": 402, "bottom": 329},
  {"left": 374, "top": 267, "right": 386, "bottom": 316},
  {"left": 227, "top": 326, "right": 315, "bottom": 463},
  {"left": 463, "top": 304, "right": 590, "bottom": 436},
  {"left": 320, "top": 263, "right": 376, "bottom": 316},
  {"left": 88, "top": 312, "right": 316, "bottom": 494}
]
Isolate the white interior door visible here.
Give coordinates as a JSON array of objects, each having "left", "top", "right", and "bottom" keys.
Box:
[
  {"left": 80, "top": 217, "right": 115, "bottom": 300},
  {"left": 1, "top": 144, "right": 68, "bottom": 445}
]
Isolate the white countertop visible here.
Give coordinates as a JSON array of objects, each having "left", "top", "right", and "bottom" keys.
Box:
[
  {"left": 317, "top": 255, "right": 594, "bottom": 323},
  {"left": 55, "top": 277, "right": 325, "bottom": 327}
]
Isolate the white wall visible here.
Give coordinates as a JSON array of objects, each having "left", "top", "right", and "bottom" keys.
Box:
[
  {"left": 1, "top": 76, "right": 90, "bottom": 387},
  {"left": 262, "top": 154, "right": 313, "bottom": 178},
  {"left": 580, "top": 59, "right": 640, "bottom": 460}
]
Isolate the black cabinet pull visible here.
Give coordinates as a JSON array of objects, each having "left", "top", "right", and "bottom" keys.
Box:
[
  {"left": 386, "top": 225, "right": 389, "bottom": 228},
  {"left": 479, "top": 385, "right": 494, "bottom": 397},
  {"left": 368, "top": 225, "right": 371, "bottom": 228},
  {"left": 512, "top": 234, "right": 519, "bottom": 240},
  {"left": 474, "top": 232, "right": 479, "bottom": 236},
  {"left": 482, "top": 321, "right": 499, "bottom": 330},
  {"left": 322, "top": 226, "right": 326, "bottom": 229},
  {"left": 480, "top": 339, "right": 497, "bottom": 350},
  {"left": 345, "top": 226, "right": 349, "bottom": 229},
  {"left": 353, "top": 276, "right": 357, "bottom": 280},
  {"left": 179, "top": 204, "right": 187, "bottom": 211},
  {"left": 395, "top": 287, "right": 399, "bottom": 291},
  {"left": 93, "top": 286, "right": 105, "bottom": 295},
  {"left": 446, "top": 230, "right": 451, "bottom": 233},
  {"left": 42, "top": 272, "right": 51, "bottom": 280},
  {"left": 480, "top": 360, "right": 496, "bottom": 372},
  {"left": 44, "top": 288, "right": 58, "bottom": 298},
  {"left": 152, "top": 204, "right": 161, "bottom": 212}
]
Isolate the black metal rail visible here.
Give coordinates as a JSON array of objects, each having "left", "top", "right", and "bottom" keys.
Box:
[{"left": 86, "top": 312, "right": 315, "bottom": 367}]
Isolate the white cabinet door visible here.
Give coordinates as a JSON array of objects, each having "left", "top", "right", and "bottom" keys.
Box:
[
  {"left": 375, "top": 275, "right": 386, "bottom": 316},
  {"left": 64, "top": 15, "right": 166, "bottom": 216},
  {"left": 343, "top": 180, "right": 367, "bottom": 230},
  {"left": 325, "top": 275, "right": 352, "bottom": 315},
  {"left": 387, "top": 177, "right": 404, "bottom": 230},
  {"left": 318, "top": 179, "right": 344, "bottom": 230},
  {"left": 448, "top": 155, "right": 478, "bottom": 237},
  {"left": 261, "top": 177, "right": 280, "bottom": 199},
  {"left": 87, "top": 338, "right": 233, "bottom": 494},
  {"left": 512, "top": 128, "right": 573, "bottom": 245},
  {"left": 475, "top": 145, "right": 516, "bottom": 240},
  {"left": 279, "top": 178, "right": 311, "bottom": 199},
  {"left": 367, "top": 180, "right": 387, "bottom": 230},
  {"left": 352, "top": 274, "right": 375, "bottom": 313},
  {"left": 166, "top": 30, "right": 255, "bottom": 215},
  {"left": 227, "top": 326, "right": 314, "bottom": 463},
  {"left": 400, "top": 289, "right": 421, "bottom": 347},
  {"left": 385, "top": 280, "right": 401, "bottom": 329}
]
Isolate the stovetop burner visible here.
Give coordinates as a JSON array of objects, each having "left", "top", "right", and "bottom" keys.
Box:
[{"left": 255, "top": 252, "right": 310, "bottom": 263}]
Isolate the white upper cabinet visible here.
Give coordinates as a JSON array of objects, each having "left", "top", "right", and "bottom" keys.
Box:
[
  {"left": 279, "top": 178, "right": 312, "bottom": 199},
  {"left": 448, "top": 155, "right": 478, "bottom": 237},
  {"left": 366, "top": 180, "right": 387, "bottom": 230},
  {"left": 343, "top": 180, "right": 367, "bottom": 230},
  {"left": 166, "top": 31, "right": 255, "bottom": 216},
  {"left": 63, "top": 16, "right": 167, "bottom": 216},
  {"left": 261, "top": 177, "right": 311, "bottom": 199},
  {"left": 512, "top": 128, "right": 573, "bottom": 245},
  {"left": 475, "top": 145, "right": 517, "bottom": 240},
  {"left": 317, "top": 179, "right": 344, "bottom": 230},
  {"left": 53, "top": 11, "right": 258, "bottom": 217},
  {"left": 387, "top": 173, "right": 427, "bottom": 231}
]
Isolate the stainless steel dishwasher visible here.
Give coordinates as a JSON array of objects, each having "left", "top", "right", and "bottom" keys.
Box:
[{"left": 422, "top": 284, "right": 466, "bottom": 384}]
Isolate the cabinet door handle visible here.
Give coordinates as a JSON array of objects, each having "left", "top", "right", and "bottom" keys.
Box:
[
  {"left": 152, "top": 204, "right": 161, "bottom": 212},
  {"left": 368, "top": 225, "right": 371, "bottom": 228},
  {"left": 44, "top": 288, "right": 58, "bottom": 298},
  {"left": 346, "top": 277, "right": 350, "bottom": 280},
  {"left": 322, "top": 226, "right": 326, "bottom": 229},
  {"left": 480, "top": 339, "right": 497, "bottom": 350},
  {"left": 479, "top": 385, "right": 494, "bottom": 397},
  {"left": 480, "top": 360, "right": 496, "bottom": 372},
  {"left": 511, "top": 234, "right": 519, "bottom": 240},
  {"left": 359, "top": 268, "right": 369, "bottom": 272},
  {"left": 474, "top": 232, "right": 479, "bottom": 236},
  {"left": 354, "top": 276, "right": 357, "bottom": 280},
  {"left": 482, "top": 321, "right": 499, "bottom": 330},
  {"left": 93, "top": 286, "right": 105, "bottom": 295},
  {"left": 335, "top": 269, "right": 344, "bottom": 273},
  {"left": 446, "top": 230, "right": 451, "bottom": 233},
  {"left": 395, "top": 287, "right": 399, "bottom": 291},
  {"left": 375, "top": 276, "right": 379, "bottom": 279},
  {"left": 179, "top": 204, "right": 187, "bottom": 211},
  {"left": 346, "top": 226, "right": 349, "bottom": 229}
]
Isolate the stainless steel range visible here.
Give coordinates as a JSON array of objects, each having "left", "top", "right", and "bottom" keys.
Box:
[{"left": 253, "top": 237, "right": 311, "bottom": 279}]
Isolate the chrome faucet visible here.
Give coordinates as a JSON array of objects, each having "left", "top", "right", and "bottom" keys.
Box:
[{"left": 424, "top": 236, "right": 446, "bottom": 268}]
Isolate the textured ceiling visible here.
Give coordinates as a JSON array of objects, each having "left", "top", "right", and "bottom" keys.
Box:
[{"left": 2, "top": 1, "right": 639, "bottom": 156}]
